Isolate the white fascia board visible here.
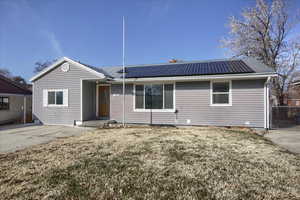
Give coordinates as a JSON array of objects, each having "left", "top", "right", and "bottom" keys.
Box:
[
  {"left": 29, "top": 57, "right": 66, "bottom": 82},
  {"left": 109, "top": 72, "right": 277, "bottom": 83},
  {"left": 30, "top": 57, "right": 106, "bottom": 82},
  {"left": 64, "top": 57, "right": 106, "bottom": 79}
]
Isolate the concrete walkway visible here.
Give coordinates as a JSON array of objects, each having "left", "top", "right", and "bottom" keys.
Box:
[
  {"left": 265, "top": 126, "right": 300, "bottom": 154},
  {"left": 0, "top": 124, "right": 93, "bottom": 153}
]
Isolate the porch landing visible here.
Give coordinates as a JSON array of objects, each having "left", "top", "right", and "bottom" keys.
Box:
[{"left": 79, "top": 120, "right": 117, "bottom": 128}]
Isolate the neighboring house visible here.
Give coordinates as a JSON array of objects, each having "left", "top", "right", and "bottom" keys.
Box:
[
  {"left": 0, "top": 74, "right": 32, "bottom": 125},
  {"left": 30, "top": 57, "right": 276, "bottom": 128},
  {"left": 286, "top": 81, "right": 300, "bottom": 106}
]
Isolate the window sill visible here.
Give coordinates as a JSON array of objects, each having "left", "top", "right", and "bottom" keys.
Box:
[
  {"left": 210, "top": 104, "right": 232, "bottom": 107},
  {"left": 45, "top": 105, "right": 68, "bottom": 108},
  {"left": 134, "top": 109, "right": 175, "bottom": 113}
]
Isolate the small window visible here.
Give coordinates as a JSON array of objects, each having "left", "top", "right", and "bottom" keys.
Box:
[
  {"left": 211, "top": 81, "right": 231, "bottom": 106},
  {"left": 48, "top": 90, "right": 64, "bottom": 105},
  {"left": 0, "top": 97, "right": 9, "bottom": 110}
]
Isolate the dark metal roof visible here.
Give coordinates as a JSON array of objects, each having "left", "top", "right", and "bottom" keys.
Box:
[
  {"left": 118, "top": 60, "right": 255, "bottom": 78},
  {"left": 0, "top": 74, "right": 32, "bottom": 95}
]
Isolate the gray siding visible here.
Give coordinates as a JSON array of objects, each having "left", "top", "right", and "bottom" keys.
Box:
[
  {"left": 33, "top": 62, "right": 100, "bottom": 125},
  {"left": 110, "top": 79, "right": 266, "bottom": 127},
  {"left": 0, "top": 95, "right": 32, "bottom": 124}
]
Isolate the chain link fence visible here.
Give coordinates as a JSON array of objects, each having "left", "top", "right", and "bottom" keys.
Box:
[{"left": 272, "top": 106, "right": 300, "bottom": 128}]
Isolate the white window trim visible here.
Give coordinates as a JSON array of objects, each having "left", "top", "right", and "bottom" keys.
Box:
[
  {"left": 210, "top": 80, "right": 232, "bottom": 106},
  {"left": 133, "top": 82, "right": 176, "bottom": 112},
  {"left": 46, "top": 89, "right": 68, "bottom": 107}
]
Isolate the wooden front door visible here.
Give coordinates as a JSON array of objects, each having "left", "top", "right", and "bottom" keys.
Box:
[{"left": 98, "top": 86, "right": 110, "bottom": 118}]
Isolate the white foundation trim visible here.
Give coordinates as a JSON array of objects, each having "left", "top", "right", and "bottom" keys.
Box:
[{"left": 75, "top": 120, "right": 83, "bottom": 125}]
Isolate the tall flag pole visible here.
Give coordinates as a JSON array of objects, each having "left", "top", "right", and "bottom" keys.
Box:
[{"left": 122, "top": 16, "right": 125, "bottom": 127}]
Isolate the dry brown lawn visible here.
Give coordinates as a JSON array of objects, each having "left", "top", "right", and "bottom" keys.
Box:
[{"left": 0, "top": 126, "right": 300, "bottom": 200}]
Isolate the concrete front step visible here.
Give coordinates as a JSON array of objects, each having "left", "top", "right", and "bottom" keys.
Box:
[{"left": 79, "top": 120, "right": 117, "bottom": 128}]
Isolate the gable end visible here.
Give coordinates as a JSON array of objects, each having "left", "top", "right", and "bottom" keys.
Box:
[{"left": 30, "top": 57, "right": 106, "bottom": 82}]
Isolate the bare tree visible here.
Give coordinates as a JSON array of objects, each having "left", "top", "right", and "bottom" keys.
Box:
[
  {"left": 34, "top": 59, "right": 57, "bottom": 73},
  {"left": 0, "top": 68, "right": 28, "bottom": 85},
  {"left": 222, "top": 0, "right": 300, "bottom": 105},
  {"left": 11, "top": 76, "right": 27, "bottom": 85},
  {"left": 0, "top": 68, "right": 12, "bottom": 78}
]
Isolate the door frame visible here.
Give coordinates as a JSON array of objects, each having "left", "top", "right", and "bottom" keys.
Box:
[{"left": 96, "top": 84, "right": 111, "bottom": 118}]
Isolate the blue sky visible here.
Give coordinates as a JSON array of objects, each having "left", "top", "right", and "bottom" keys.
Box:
[{"left": 0, "top": 0, "right": 299, "bottom": 80}]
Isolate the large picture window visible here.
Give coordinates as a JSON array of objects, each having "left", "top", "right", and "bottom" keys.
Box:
[
  {"left": 134, "top": 83, "right": 174, "bottom": 111},
  {"left": 211, "top": 81, "right": 231, "bottom": 106},
  {"left": 0, "top": 97, "right": 9, "bottom": 110}
]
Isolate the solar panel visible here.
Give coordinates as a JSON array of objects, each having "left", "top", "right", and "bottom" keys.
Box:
[{"left": 120, "top": 60, "right": 255, "bottom": 78}]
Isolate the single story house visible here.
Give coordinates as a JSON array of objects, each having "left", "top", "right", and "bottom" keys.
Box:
[
  {"left": 30, "top": 57, "right": 276, "bottom": 129},
  {"left": 0, "top": 74, "right": 32, "bottom": 125}
]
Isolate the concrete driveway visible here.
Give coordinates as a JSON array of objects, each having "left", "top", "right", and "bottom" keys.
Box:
[
  {"left": 265, "top": 126, "right": 300, "bottom": 154},
  {"left": 0, "top": 124, "right": 93, "bottom": 153}
]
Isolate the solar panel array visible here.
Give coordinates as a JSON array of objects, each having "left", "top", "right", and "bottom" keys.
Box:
[{"left": 119, "top": 60, "right": 255, "bottom": 78}]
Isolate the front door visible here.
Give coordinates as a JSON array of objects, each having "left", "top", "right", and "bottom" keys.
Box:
[{"left": 98, "top": 86, "right": 110, "bottom": 118}]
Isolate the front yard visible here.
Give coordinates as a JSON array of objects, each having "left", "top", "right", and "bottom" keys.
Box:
[{"left": 0, "top": 127, "right": 299, "bottom": 199}]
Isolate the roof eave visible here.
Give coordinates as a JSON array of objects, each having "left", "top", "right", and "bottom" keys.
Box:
[
  {"left": 0, "top": 75, "right": 32, "bottom": 94},
  {"left": 109, "top": 72, "right": 277, "bottom": 83},
  {"left": 0, "top": 92, "right": 32, "bottom": 96}
]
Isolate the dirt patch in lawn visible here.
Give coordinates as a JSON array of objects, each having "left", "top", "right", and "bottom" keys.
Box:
[{"left": 0, "top": 127, "right": 299, "bottom": 200}]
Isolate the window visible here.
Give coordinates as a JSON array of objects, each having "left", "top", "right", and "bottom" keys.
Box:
[
  {"left": 0, "top": 97, "right": 9, "bottom": 110},
  {"left": 211, "top": 81, "right": 231, "bottom": 106},
  {"left": 135, "top": 85, "right": 144, "bottom": 109},
  {"left": 134, "top": 83, "right": 174, "bottom": 111},
  {"left": 164, "top": 84, "right": 174, "bottom": 109},
  {"left": 48, "top": 92, "right": 55, "bottom": 105},
  {"left": 43, "top": 89, "right": 68, "bottom": 107},
  {"left": 146, "top": 84, "right": 163, "bottom": 109},
  {"left": 56, "top": 91, "right": 63, "bottom": 105},
  {"left": 48, "top": 91, "right": 63, "bottom": 105}
]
